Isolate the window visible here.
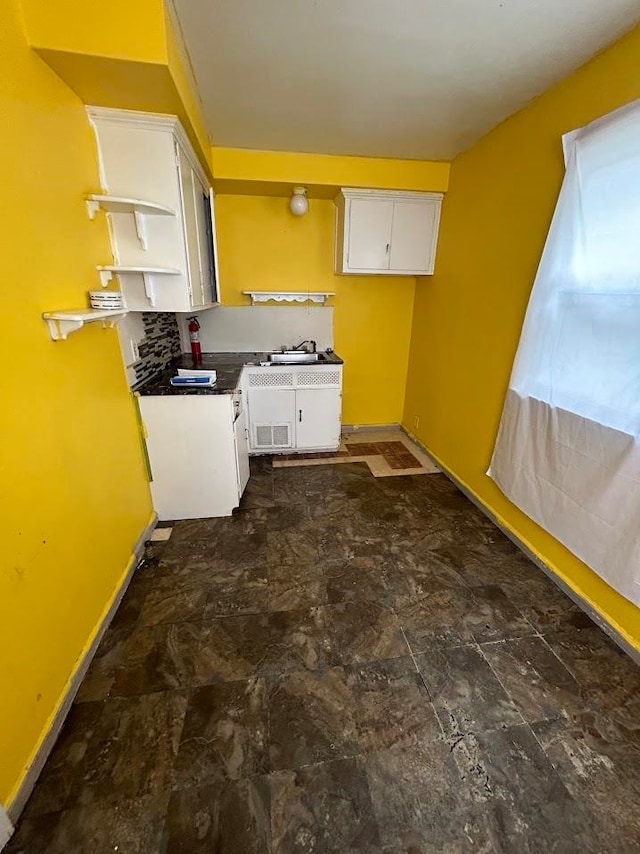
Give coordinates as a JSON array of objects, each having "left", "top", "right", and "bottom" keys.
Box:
[{"left": 490, "top": 98, "right": 640, "bottom": 607}]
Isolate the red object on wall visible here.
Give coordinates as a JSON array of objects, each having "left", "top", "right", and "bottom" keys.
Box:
[{"left": 188, "top": 316, "right": 202, "bottom": 364}]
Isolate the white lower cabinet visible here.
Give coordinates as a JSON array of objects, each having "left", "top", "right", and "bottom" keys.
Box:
[
  {"left": 248, "top": 388, "right": 296, "bottom": 450},
  {"left": 138, "top": 393, "right": 248, "bottom": 520},
  {"left": 245, "top": 366, "right": 343, "bottom": 453},
  {"left": 295, "top": 388, "right": 342, "bottom": 449}
]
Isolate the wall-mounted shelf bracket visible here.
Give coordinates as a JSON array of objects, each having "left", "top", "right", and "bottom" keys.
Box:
[
  {"left": 96, "top": 266, "right": 181, "bottom": 307},
  {"left": 43, "top": 309, "right": 128, "bottom": 341},
  {"left": 86, "top": 195, "right": 175, "bottom": 250}
]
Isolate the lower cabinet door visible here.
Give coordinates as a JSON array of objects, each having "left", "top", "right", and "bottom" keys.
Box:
[
  {"left": 295, "top": 388, "right": 342, "bottom": 450},
  {"left": 249, "top": 389, "right": 296, "bottom": 450},
  {"left": 234, "top": 408, "right": 250, "bottom": 497}
]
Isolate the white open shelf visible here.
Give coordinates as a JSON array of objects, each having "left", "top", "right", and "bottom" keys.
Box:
[
  {"left": 86, "top": 194, "right": 176, "bottom": 250},
  {"left": 43, "top": 308, "right": 127, "bottom": 341},
  {"left": 243, "top": 290, "right": 335, "bottom": 305},
  {"left": 97, "top": 265, "right": 181, "bottom": 307}
]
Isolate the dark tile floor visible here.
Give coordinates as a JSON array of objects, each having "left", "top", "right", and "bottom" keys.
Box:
[{"left": 9, "top": 461, "right": 640, "bottom": 853}]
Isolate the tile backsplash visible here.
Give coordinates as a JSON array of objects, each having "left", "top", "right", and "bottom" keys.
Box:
[{"left": 132, "top": 313, "right": 182, "bottom": 388}]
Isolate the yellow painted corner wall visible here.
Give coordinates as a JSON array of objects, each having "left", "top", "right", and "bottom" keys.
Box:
[
  {"left": 0, "top": 0, "right": 152, "bottom": 807},
  {"left": 403, "top": 24, "right": 640, "bottom": 647},
  {"left": 215, "top": 195, "right": 415, "bottom": 424}
]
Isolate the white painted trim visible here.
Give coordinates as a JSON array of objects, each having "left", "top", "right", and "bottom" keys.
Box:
[
  {"left": 7, "top": 513, "right": 157, "bottom": 823},
  {"left": 342, "top": 423, "right": 401, "bottom": 433},
  {"left": 85, "top": 106, "right": 209, "bottom": 189},
  {"left": 338, "top": 188, "right": 444, "bottom": 203},
  {"left": 0, "top": 807, "right": 14, "bottom": 852},
  {"left": 402, "top": 427, "right": 640, "bottom": 666}
]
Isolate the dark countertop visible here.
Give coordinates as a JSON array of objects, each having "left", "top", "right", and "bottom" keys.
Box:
[{"left": 135, "top": 351, "right": 343, "bottom": 396}]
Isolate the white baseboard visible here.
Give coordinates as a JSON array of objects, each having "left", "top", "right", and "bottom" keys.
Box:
[
  {"left": 341, "top": 423, "right": 400, "bottom": 433},
  {"left": 6, "top": 513, "right": 158, "bottom": 825},
  {"left": 401, "top": 427, "right": 640, "bottom": 667},
  {"left": 0, "top": 808, "right": 13, "bottom": 851}
]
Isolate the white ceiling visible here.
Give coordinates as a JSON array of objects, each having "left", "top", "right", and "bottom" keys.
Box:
[{"left": 173, "top": 0, "right": 640, "bottom": 160}]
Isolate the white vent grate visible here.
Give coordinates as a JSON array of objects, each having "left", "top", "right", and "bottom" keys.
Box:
[
  {"left": 273, "top": 424, "right": 290, "bottom": 446},
  {"left": 255, "top": 425, "right": 273, "bottom": 447},
  {"left": 297, "top": 370, "right": 342, "bottom": 386},
  {"left": 254, "top": 423, "right": 291, "bottom": 448},
  {"left": 248, "top": 372, "right": 294, "bottom": 387}
]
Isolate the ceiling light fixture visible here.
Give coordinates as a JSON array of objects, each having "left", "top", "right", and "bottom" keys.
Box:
[{"left": 289, "top": 186, "right": 309, "bottom": 216}]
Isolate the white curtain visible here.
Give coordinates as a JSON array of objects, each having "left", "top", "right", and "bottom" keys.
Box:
[{"left": 489, "top": 98, "right": 640, "bottom": 607}]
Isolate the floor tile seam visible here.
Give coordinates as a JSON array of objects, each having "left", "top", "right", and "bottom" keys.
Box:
[
  {"left": 475, "top": 643, "right": 528, "bottom": 730},
  {"left": 469, "top": 627, "right": 541, "bottom": 646},
  {"left": 398, "top": 625, "right": 448, "bottom": 741},
  {"left": 537, "top": 632, "right": 585, "bottom": 686}
]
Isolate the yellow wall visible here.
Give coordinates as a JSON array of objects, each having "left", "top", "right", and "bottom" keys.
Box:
[
  {"left": 0, "top": 0, "right": 153, "bottom": 808},
  {"left": 216, "top": 195, "right": 416, "bottom": 424},
  {"left": 211, "top": 148, "right": 450, "bottom": 197},
  {"left": 403, "top": 24, "right": 640, "bottom": 648},
  {"left": 21, "top": 0, "right": 212, "bottom": 172}
]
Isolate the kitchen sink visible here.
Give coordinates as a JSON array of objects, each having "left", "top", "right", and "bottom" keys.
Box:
[{"left": 269, "top": 352, "right": 322, "bottom": 364}]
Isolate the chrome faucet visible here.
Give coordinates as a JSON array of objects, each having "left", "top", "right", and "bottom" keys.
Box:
[{"left": 292, "top": 339, "right": 317, "bottom": 353}]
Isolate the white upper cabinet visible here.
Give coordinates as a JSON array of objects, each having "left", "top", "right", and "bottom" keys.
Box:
[
  {"left": 335, "top": 189, "right": 443, "bottom": 276},
  {"left": 87, "top": 107, "right": 220, "bottom": 312}
]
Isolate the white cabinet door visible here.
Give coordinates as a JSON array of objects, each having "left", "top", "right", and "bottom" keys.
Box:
[
  {"left": 249, "top": 389, "right": 296, "bottom": 450},
  {"left": 389, "top": 200, "right": 440, "bottom": 273},
  {"left": 295, "top": 388, "right": 342, "bottom": 450},
  {"left": 347, "top": 198, "right": 393, "bottom": 271},
  {"left": 177, "top": 143, "right": 202, "bottom": 307},
  {"left": 140, "top": 395, "right": 239, "bottom": 520},
  {"left": 234, "top": 408, "right": 250, "bottom": 497}
]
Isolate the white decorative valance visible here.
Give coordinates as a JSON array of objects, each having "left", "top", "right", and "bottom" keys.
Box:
[{"left": 242, "top": 291, "right": 334, "bottom": 305}]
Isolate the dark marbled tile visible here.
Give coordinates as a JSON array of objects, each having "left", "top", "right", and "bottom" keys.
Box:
[
  {"left": 269, "top": 667, "right": 360, "bottom": 771},
  {"left": 250, "top": 455, "right": 274, "bottom": 476},
  {"left": 4, "top": 812, "right": 63, "bottom": 854},
  {"left": 174, "top": 679, "right": 268, "bottom": 789},
  {"left": 109, "top": 623, "right": 202, "bottom": 696},
  {"left": 326, "top": 601, "right": 408, "bottom": 665},
  {"left": 381, "top": 553, "right": 465, "bottom": 608},
  {"left": 268, "top": 563, "right": 328, "bottom": 611},
  {"left": 23, "top": 702, "right": 104, "bottom": 816},
  {"left": 213, "top": 530, "right": 268, "bottom": 569},
  {"left": 69, "top": 691, "right": 187, "bottom": 806},
  {"left": 346, "top": 657, "right": 440, "bottom": 753},
  {"left": 533, "top": 712, "right": 640, "bottom": 849},
  {"left": 364, "top": 740, "right": 491, "bottom": 852},
  {"left": 325, "top": 561, "right": 390, "bottom": 607},
  {"left": 450, "top": 724, "right": 600, "bottom": 853},
  {"left": 465, "top": 584, "right": 535, "bottom": 643},
  {"left": 163, "top": 777, "right": 271, "bottom": 853},
  {"left": 416, "top": 644, "right": 522, "bottom": 736},
  {"left": 164, "top": 517, "right": 225, "bottom": 548},
  {"left": 480, "top": 636, "right": 585, "bottom": 724},
  {"left": 193, "top": 608, "right": 334, "bottom": 684},
  {"left": 499, "top": 570, "right": 588, "bottom": 633},
  {"left": 271, "top": 756, "right": 381, "bottom": 853},
  {"left": 74, "top": 625, "right": 132, "bottom": 703},
  {"left": 544, "top": 626, "right": 640, "bottom": 727},
  {"left": 453, "top": 543, "right": 538, "bottom": 588},
  {"left": 267, "top": 530, "right": 320, "bottom": 566},
  {"left": 393, "top": 587, "right": 477, "bottom": 651},
  {"left": 204, "top": 564, "right": 269, "bottom": 617},
  {"left": 139, "top": 577, "right": 209, "bottom": 626},
  {"left": 265, "top": 503, "right": 312, "bottom": 532},
  {"left": 108, "top": 572, "right": 154, "bottom": 632},
  {"left": 240, "top": 475, "right": 275, "bottom": 509},
  {"left": 10, "top": 794, "right": 169, "bottom": 854}
]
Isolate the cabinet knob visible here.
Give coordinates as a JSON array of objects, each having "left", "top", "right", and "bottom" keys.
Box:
[
  {"left": 299, "top": 409, "right": 303, "bottom": 422},
  {"left": 385, "top": 243, "right": 390, "bottom": 254}
]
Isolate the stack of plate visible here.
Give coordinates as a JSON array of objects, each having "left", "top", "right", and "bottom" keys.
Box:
[{"left": 90, "top": 290, "right": 124, "bottom": 310}]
